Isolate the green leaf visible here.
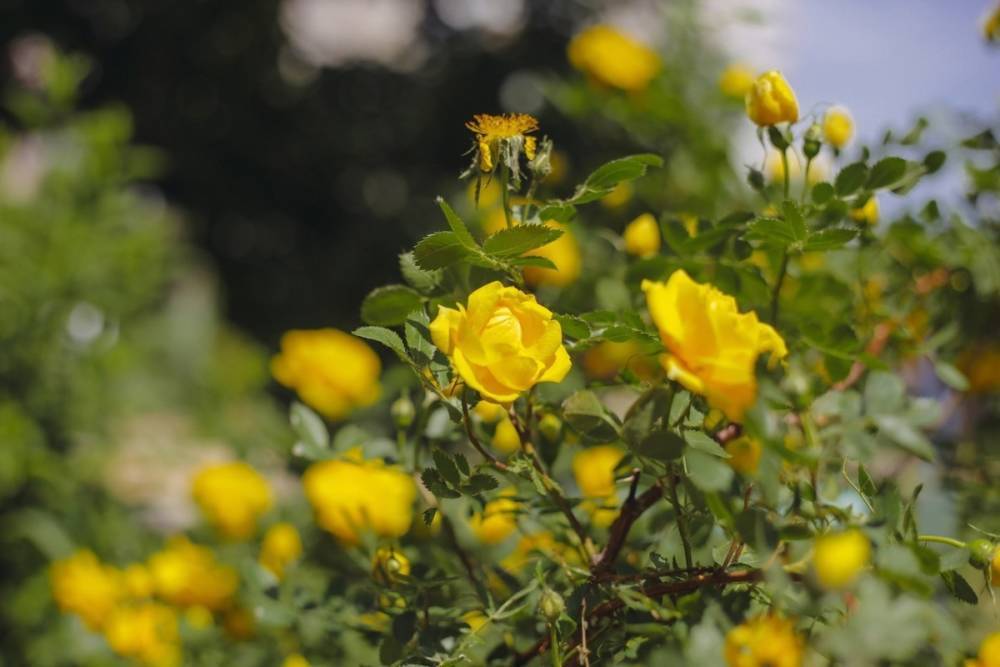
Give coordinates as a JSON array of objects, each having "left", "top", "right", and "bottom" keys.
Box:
[
  {"left": 561, "top": 390, "right": 621, "bottom": 442},
  {"left": 923, "top": 150, "right": 946, "bottom": 175},
  {"left": 421, "top": 468, "right": 460, "bottom": 499},
  {"left": 353, "top": 325, "right": 409, "bottom": 362},
  {"left": 290, "top": 402, "right": 328, "bottom": 449},
  {"left": 392, "top": 610, "right": 418, "bottom": 644},
  {"left": 781, "top": 201, "right": 807, "bottom": 242},
  {"left": 864, "top": 371, "right": 905, "bottom": 415},
  {"left": 554, "top": 314, "right": 590, "bottom": 340},
  {"left": 508, "top": 255, "right": 558, "bottom": 270},
  {"left": 432, "top": 449, "right": 461, "bottom": 487},
  {"left": 422, "top": 508, "right": 437, "bottom": 526},
  {"left": 435, "top": 196, "right": 479, "bottom": 249},
  {"left": 684, "top": 431, "right": 729, "bottom": 458},
  {"left": 940, "top": 570, "right": 978, "bottom": 605},
  {"left": 483, "top": 225, "right": 562, "bottom": 257},
  {"left": 858, "top": 464, "right": 878, "bottom": 498},
  {"left": 584, "top": 153, "right": 663, "bottom": 190},
  {"left": 537, "top": 203, "right": 576, "bottom": 222},
  {"left": 744, "top": 217, "right": 797, "bottom": 246},
  {"left": 414, "top": 231, "right": 472, "bottom": 270},
  {"left": 462, "top": 473, "right": 499, "bottom": 494},
  {"left": 634, "top": 430, "right": 685, "bottom": 461},
  {"left": 874, "top": 415, "right": 935, "bottom": 461},
  {"left": 835, "top": 162, "right": 869, "bottom": 196},
  {"left": 867, "top": 157, "right": 907, "bottom": 189},
  {"left": 811, "top": 182, "right": 835, "bottom": 204},
  {"left": 933, "top": 361, "right": 969, "bottom": 391},
  {"left": 360, "top": 284, "right": 423, "bottom": 326},
  {"left": 685, "top": 447, "right": 734, "bottom": 492},
  {"left": 399, "top": 251, "right": 441, "bottom": 292},
  {"left": 803, "top": 227, "right": 857, "bottom": 252}
]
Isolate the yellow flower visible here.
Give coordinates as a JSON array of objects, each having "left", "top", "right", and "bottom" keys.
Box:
[
  {"left": 522, "top": 221, "right": 582, "bottom": 288},
  {"left": 582, "top": 340, "right": 657, "bottom": 381},
  {"left": 462, "top": 610, "right": 489, "bottom": 632},
  {"left": 123, "top": 563, "right": 155, "bottom": 599},
  {"left": 50, "top": 550, "right": 123, "bottom": 630},
  {"left": 600, "top": 181, "right": 633, "bottom": 209},
  {"left": 501, "top": 531, "right": 579, "bottom": 572},
  {"left": 372, "top": 547, "right": 411, "bottom": 585},
  {"left": 567, "top": 25, "right": 660, "bottom": 92},
  {"left": 492, "top": 416, "right": 522, "bottom": 454},
  {"left": 282, "top": 655, "right": 311, "bottom": 667},
  {"left": 725, "top": 614, "right": 803, "bottom": 667},
  {"left": 272, "top": 328, "right": 381, "bottom": 421},
  {"left": 147, "top": 536, "right": 238, "bottom": 611},
  {"left": 191, "top": 461, "right": 272, "bottom": 540},
  {"left": 719, "top": 63, "right": 755, "bottom": 98},
  {"left": 183, "top": 605, "right": 214, "bottom": 630},
  {"left": 992, "top": 548, "right": 1000, "bottom": 585},
  {"left": 474, "top": 400, "right": 506, "bottom": 423},
  {"left": 573, "top": 445, "right": 624, "bottom": 498},
  {"left": 969, "top": 633, "right": 1000, "bottom": 667},
  {"left": 302, "top": 454, "right": 416, "bottom": 545},
  {"left": 470, "top": 489, "right": 520, "bottom": 544},
  {"left": 725, "top": 436, "right": 762, "bottom": 475},
  {"left": 623, "top": 213, "right": 661, "bottom": 257},
  {"left": 642, "top": 270, "right": 787, "bottom": 421},
  {"left": 259, "top": 522, "right": 303, "bottom": 580},
  {"left": 430, "top": 281, "right": 571, "bottom": 403},
  {"left": 103, "top": 602, "right": 180, "bottom": 667},
  {"left": 813, "top": 529, "right": 870, "bottom": 589},
  {"left": 745, "top": 70, "right": 799, "bottom": 127},
  {"left": 850, "top": 196, "right": 879, "bottom": 225},
  {"left": 984, "top": 3, "right": 1000, "bottom": 42},
  {"left": 822, "top": 105, "right": 854, "bottom": 149},
  {"left": 465, "top": 113, "right": 539, "bottom": 173}
]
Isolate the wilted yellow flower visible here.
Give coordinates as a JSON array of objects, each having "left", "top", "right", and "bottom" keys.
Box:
[
  {"left": 282, "top": 655, "right": 311, "bottom": 667},
  {"left": 147, "top": 537, "right": 238, "bottom": 611},
  {"left": 822, "top": 105, "right": 854, "bottom": 149},
  {"left": 522, "top": 222, "right": 582, "bottom": 288},
  {"left": 984, "top": 3, "right": 1000, "bottom": 42},
  {"left": 104, "top": 602, "right": 180, "bottom": 667},
  {"left": 492, "top": 416, "right": 522, "bottom": 454},
  {"left": 259, "top": 522, "right": 303, "bottom": 580},
  {"left": 725, "top": 614, "right": 803, "bottom": 667},
  {"left": 725, "top": 436, "right": 762, "bottom": 475},
  {"left": 719, "top": 63, "right": 755, "bottom": 98},
  {"left": 430, "top": 281, "right": 571, "bottom": 403},
  {"left": 123, "top": 563, "right": 155, "bottom": 599},
  {"left": 271, "top": 328, "right": 381, "bottom": 421},
  {"left": 466, "top": 113, "right": 539, "bottom": 173},
  {"left": 813, "top": 529, "right": 870, "bottom": 589},
  {"left": 302, "top": 454, "right": 416, "bottom": 545},
  {"left": 968, "top": 632, "right": 1000, "bottom": 667},
  {"left": 643, "top": 270, "right": 787, "bottom": 421},
  {"left": 567, "top": 25, "right": 660, "bottom": 92},
  {"left": 372, "top": 547, "right": 411, "bottom": 585},
  {"left": 745, "top": 70, "right": 799, "bottom": 126},
  {"left": 582, "top": 340, "right": 658, "bottom": 381},
  {"left": 50, "top": 550, "right": 123, "bottom": 630},
  {"left": 850, "top": 196, "right": 879, "bottom": 225},
  {"left": 470, "top": 489, "right": 520, "bottom": 544},
  {"left": 623, "top": 213, "right": 661, "bottom": 257},
  {"left": 192, "top": 461, "right": 272, "bottom": 540}
]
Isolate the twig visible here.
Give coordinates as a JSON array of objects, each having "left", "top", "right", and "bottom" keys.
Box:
[
  {"left": 461, "top": 389, "right": 508, "bottom": 472},
  {"left": 591, "top": 472, "right": 664, "bottom": 574},
  {"left": 667, "top": 467, "right": 694, "bottom": 569},
  {"left": 440, "top": 515, "right": 489, "bottom": 606},
  {"left": 832, "top": 321, "right": 893, "bottom": 392},
  {"left": 578, "top": 597, "right": 590, "bottom": 667},
  {"left": 770, "top": 251, "right": 789, "bottom": 324}
]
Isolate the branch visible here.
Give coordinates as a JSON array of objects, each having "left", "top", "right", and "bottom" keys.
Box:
[
  {"left": 832, "top": 321, "right": 893, "bottom": 392},
  {"left": 461, "top": 389, "right": 509, "bottom": 472},
  {"left": 590, "top": 471, "right": 664, "bottom": 574}
]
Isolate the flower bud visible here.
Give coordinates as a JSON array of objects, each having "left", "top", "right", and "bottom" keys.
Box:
[
  {"left": 390, "top": 396, "right": 416, "bottom": 429},
  {"left": 822, "top": 106, "right": 854, "bottom": 149},
  {"left": 803, "top": 123, "right": 822, "bottom": 159},
  {"left": 538, "top": 588, "right": 565, "bottom": 623},
  {"left": 372, "top": 547, "right": 411, "bottom": 586},
  {"left": 747, "top": 168, "right": 765, "bottom": 192},
  {"left": 813, "top": 529, "right": 870, "bottom": 589},
  {"left": 767, "top": 125, "right": 791, "bottom": 151},
  {"left": 992, "top": 548, "right": 1000, "bottom": 585},
  {"left": 967, "top": 539, "right": 994, "bottom": 569},
  {"left": 745, "top": 70, "right": 798, "bottom": 127},
  {"left": 623, "top": 213, "right": 661, "bottom": 257},
  {"left": 538, "top": 413, "right": 563, "bottom": 443}
]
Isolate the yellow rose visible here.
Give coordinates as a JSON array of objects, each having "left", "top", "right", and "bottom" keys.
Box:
[
  {"left": 271, "top": 328, "right": 381, "bottom": 421},
  {"left": 719, "top": 63, "right": 755, "bottom": 98},
  {"left": 623, "top": 213, "right": 661, "bottom": 257},
  {"left": 573, "top": 445, "right": 624, "bottom": 498},
  {"left": 813, "top": 529, "right": 870, "bottom": 589},
  {"left": 745, "top": 70, "right": 799, "bottom": 127},
  {"left": 282, "top": 655, "right": 311, "bottom": 667},
  {"left": 582, "top": 339, "right": 658, "bottom": 381},
  {"left": 725, "top": 436, "right": 762, "bottom": 475},
  {"left": 491, "top": 416, "right": 522, "bottom": 454},
  {"left": 50, "top": 550, "right": 123, "bottom": 630},
  {"left": 725, "top": 614, "right": 803, "bottom": 667},
  {"left": 522, "top": 222, "right": 582, "bottom": 288},
  {"left": 191, "top": 461, "right": 272, "bottom": 540},
  {"left": 567, "top": 25, "right": 660, "bottom": 92},
  {"left": 470, "top": 489, "right": 520, "bottom": 544},
  {"left": 970, "top": 633, "right": 1000, "bottom": 667},
  {"left": 147, "top": 537, "right": 238, "bottom": 611},
  {"left": 850, "top": 196, "right": 879, "bottom": 225},
  {"left": 822, "top": 105, "right": 854, "bottom": 149},
  {"left": 302, "top": 454, "right": 416, "bottom": 545},
  {"left": 123, "top": 563, "right": 154, "bottom": 599},
  {"left": 104, "top": 602, "right": 180, "bottom": 667},
  {"left": 259, "top": 522, "right": 303, "bottom": 580},
  {"left": 372, "top": 547, "right": 411, "bottom": 585},
  {"left": 642, "top": 270, "right": 787, "bottom": 421},
  {"left": 430, "top": 281, "right": 571, "bottom": 403},
  {"left": 984, "top": 3, "right": 1000, "bottom": 42},
  {"left": 473, "top": 400, "right": 505, "bottom": 423}
]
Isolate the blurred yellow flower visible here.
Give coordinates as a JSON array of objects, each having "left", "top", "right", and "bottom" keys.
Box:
[
  {"left": 623, "top": 213, "right": 661, "bottom": 257},
  {"left": 501, "top": 531, "right": 579, "bottom": 572},
  {"left": 725, "top": 436, "right": 762, "bottom": 475},
  {"left": 302, "top": 454, "right": 416, "bottom": 545},
  {"left": 470, "top": 489, "right": 520, "bottom": 544},
  {"left": 192, "top": 461, "right": 272, "bottom": 540},
  {"left": 984, "top": 3, "right": 1000, "bottom": 42},
  {"left": 183, "top": 605, "right": 214, "bottom": 630},
  {"left": 462, "top": 610, "right": 490, "bottom": 632},
  {"left": 643, "top": 270, "right": 787, "bottom": 421},
  {"left": 968, "top": 632, "right": 1000, "bottom": 667},
  {"left": 259, "top": 522, "right": 303, "bottom": 580},
  {"left": 282, "top": 655, "right": 311, "bottom": 667},
  {"left": 50, "top": 550, "right": 123, "bottom": 630},
  {"left": 147, "top": 536, "right": 238, "bottom": 611},
  {"left": 719, "top": 63, "right": 755, "bottom": 98},
  {"left": 600, "top": 181, "right": 633, "bottom": 209},
  {"left": 992, "top": 548, "right": 1000, "bottom": 585},
  {"left": 745, "top": 70, "right": 799, "bottom": 127},
  {"left": 372, "top": 547, "right": 411, "bottom": 585},
  {"left": 492, "top": 415, "right": 522, "bottom": 454},
  {"left": 573, "top": 445, "right": 624, "bottom": 498},
  {"left": 123, "top": 563, "right": 155, "bottom": 599},
  {"left": 582, "top": 340, "right": 656, "bottom": 381},
  {"left": 271, "top": 328, "right": 381, "bottom": 421},
  {"left": 725, "top": 614, "right": 803, "bottom": 667},
  {"left": 430, "top": 281, "right": 571, "bottom": 403},
  {"left": 958, "top": 343, "right": 1000, "bottom": 394},
  {"left": 522, "top": 222, "right": 582, "bottom": 288},
  {"left": 813, "top": 529, "right": 870, "bottom": 589},
  {"left": 567, "top": 25, "right": 660, "bottom": 92},
  {"left": 767, "top": 149, "right": 828, "bottom": 184},
  {"left": 822, "top": 105, "right": 854, "bottom": 149},
  {"left": 474, "top": 399, "right": 505, "bottom": 423},
  {"left": 466, "top": 113, "right": 539, "bottom": 173},
  {"left": 104, "top": 602, "right": 180, "bottom": 667},
  {"left": 850, "top": 196, "right": 879, "bottom": 225}
]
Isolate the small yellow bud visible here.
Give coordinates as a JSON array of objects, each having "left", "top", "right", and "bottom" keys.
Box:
[
  {"left": 822, "top": 105, "right": 854, "bottom": 149},
  {"left": 282, "top": 654, "right": 310, "bottom": 667},
  {"left": 813, "top": 529, "right": 870, "bottom": 589},
  {"left": 623, "top": 213, "right": 661, "bottom": 257},
  {"left": 992, "top": 548, "right": 1000, "bottom": 585},
  {"left": 718, "top": 63, "right": 755, "bottom": 98},
  {"left": 725, "top": 436, "right": 761, "bottom": 476},
  {"left": 372, "top": 547, "right": 411, "bottom": 585},
  {"left": 745, "top": 70, "right": 799, "bottom": 127},
  {"left": 390, "top": 395, "right": 416, "bottom": 428},
  {"left": 491, "top": 416, "right": 522, "bottom": 455},
  {"left": 984, "top": 3, "right": 1000, "bottom": 42},
  {"left": 259, "top": 522, "right": 303, "bottom": 580},
  {"left": 850, "top": 196, "right": 879, "bottom": 225},
  {"left": 538, "top": 588, "right": 565, "bottom": 623},
  {"left": 524, "top": 136, "right": 537, "bottom": 161},
  {"left": 473, "top": 400, "right": 505, "bottom": 423},
  {"left": 538, "top": 413, "right": 563, "bottom": 443}
]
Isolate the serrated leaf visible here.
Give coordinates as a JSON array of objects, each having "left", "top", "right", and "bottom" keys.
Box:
[
  {"left": 633, "top": 430, "right": 685, "bottom": 461},
  {"left": 867, "top": 157, "right": 907, "bottom": 189},
  {"left": 781, "top": 200, "right": 807, "bottom": 242},
  {"left": 744, "top": 217, "right": 797, "bottom": 246},
  {"left": 584, "top": 153, "right": 663, "bottom": 190},
  {"left": 554, "top": 314, "right": 590, "bottom": 340},
  {"left": 462, "top": 473, "right": 499, "bottom": 494},
  {"left": 537, "top": 203, "right": 576, "bottom": 222},
  {"left": 360, "top": 284, "right": 423, "bottom": 326},
  {"left": 803, "top": 227, "right": 857, "bottom": 251},
  {"left": 353, "top": 325, "right": 409, "bottom": 362},
  {"left": 835, "top": 162, "right": 869, "bottom": 196},
  {"left": 421, "top": 468, "right": 460, "bottom": 499},
  {"left": 508, "top": 255, "right": 558, "bottom": 270},
  {"left": 435, "top": 196, "right": 479, "bottom": 249},
  {"left": 422, "top": 508, "right": 438, "bottom": 526},
  {"left": 399, "top": 251, "right": 441, "bottom": 292},
  {"left": 483, "top": 225, "right": 562, "bottom": 257},
  {"left": 684, "top": 431, "right": 729, "bottom": 458},
  {"left": 811, "top": 181, "right": 835, "bottom": 204},
  {"left": 433, "top": 449, "right": 461, "bottom": 486},
  {"left": 414, "top": 231, "right": 472, "bottom": 270},
  {"left": 561, "top": 390, "right": 620, "bottom": 441},
  {"left": 686, "top": 447, "right": 734, "bottom": 492}
]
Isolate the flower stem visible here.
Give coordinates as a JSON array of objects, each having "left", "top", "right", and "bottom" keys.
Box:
[
  {"left": 668, "top": 466, "right": 694, "bottom": 569},
  {"left": 549, "top": 625, "right": 561, "bottom": 667},
  {"left": 770, "top": 251, "right": 789, "bottom": 324},
  {"left": 918, "top": 534, "right": 967, "bottom": 549},
  {"left": 780, "top": 146, "right": 790, "bottom": 200},
  {"left": 500, "top": 166, "right": 513, "bottom": 229}
]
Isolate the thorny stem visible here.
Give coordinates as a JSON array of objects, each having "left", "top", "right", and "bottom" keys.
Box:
[
  {"left": 461, "top": 389, "right": 509, "bottom": 472},
  {"left": 591, "top": 471, "right": 664, "bottom": 574},
  {"left": 667, "top": 467, "right": 694, "bottom": 569}
]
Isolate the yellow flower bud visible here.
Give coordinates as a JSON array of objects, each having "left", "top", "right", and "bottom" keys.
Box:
[
  {"left": 725, "top": 436, "right": 762, "bottom": 475},
  {"left": 259, "top": 522, "right": 303, "bottom": 580},
  {"left": 600, "top": 181, "right": 632, "bottom": 209},
  {"left": 813, "top": 529, "right": 870, "bottom": 589},
  {"left": 429, "top": 281, "right": 572, "bottom": 403},
  {"left": 725, "top": 614, "right": 803, "bottom": 667},
  {"left": 491, "top": 416, "right": 522, "bottom": 454},
  {"left": 372, "top": 547, "right": 411, "bottom": 585},
  {"left": 850, "top": 196, "right": 879, "bottom": 225},
  {"left": 984, "top": 3, "right": 1000, "bottom": 42},
  {"left": 822, "top": 105, "right": 854, "bottom": 149},
  {"left": 719, "top": 63, "right": 755, "bottom": 98},
  {"left": 623, "top": 213, "right": 661, "bottom": 257},
  {"left": 282, "top": 654, "right": 311, "bottom": 667},
  {"left": 462, "top": 610, "right": 489, "bottom": 632},
  {"left": 567, "top": 25, "right": 661, "bottom": 92},
  {"left": 470, "top": 490, "right": 520, "bottom": 544},
  {"left": 992, "top": 548, "right": 1000, "bottom": 585},
  {"left": 474, "top": 400, "right": 506, "bottom": 423},
  {"left": 191, "top": 461, "right": 273, "bottom": 540},
  {"left": 745, "top": 70, "right": 799, "bottom": 127},
  {"left": 972, "top": 632, "right": 1000, "bottom": 667},
  {"left": 104, "top": 602, "right": 180, "bottom": 667},
  {"left": 572, "top": 445, "right": 624, "bottom": 499}
]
